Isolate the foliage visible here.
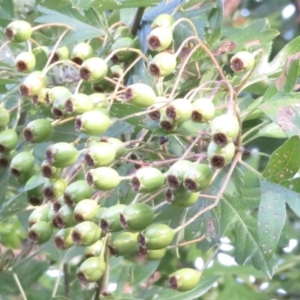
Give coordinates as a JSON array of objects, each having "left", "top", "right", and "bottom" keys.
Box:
[{"left": 1, "top": 0, "right": 300, "bottom": 299}]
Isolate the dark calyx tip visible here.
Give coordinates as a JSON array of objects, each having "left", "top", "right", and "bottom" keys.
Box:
[
  {"left": 165, "top": 188, "right": 173, "bottom": 202},
  {"left": 43, "top": 187, "right": 55, "bottom": 201},
  {"left": 23, "top": 128, "right": 35, "bottom": 143},
  {"left": 79, "top": 67, "right": 91, "bottom": 81},
  {"left": 149, "top": 64, "right": 160, "bottom": 76},
  {"left": 213, "top": 133, "right": 228, "bottom": 146},
  {"left": 84, "top": 153, "right": 95, "bottom": 167},
  {"left": 5, "top": 27, "right": 14, "bottom": 40},
  {"left": 210, "top": 155, "right": 225, "bottom": 168},
  {"left": 148, "top": 36, "right": 161, "bottom": 49},
  {"left": 166, "top": 106, "right": 176, "bottom": 120},
  {"left": 169, "top": 275, "right": 179, "bottom": 290},
  {"left": 86, "top": 172, "right": 93, "bottom": 186},
  {"left": 72, "top": 230, "right": 82, "bottom": 244},
  {"left": 160, "top": 120, "right": 174, "bottom": 132},
  {"left": 131, "top": 177, "right": 141, "bottom": 191},
  {"left": 120, "top": 213, "right": 128, "bottom": 228},
  {"left": 100, "top": 218, "right": 109, "bottom": 232},
  {"left": 72, "top": 57, "right": 83, "bottom": 65},
  {"left": 184, "top": 178, "right": 197, "bottom": 191},
  {"left": 54, "top": 236, "right": 65, "bottom": 249},
  {"left": 231, "top": 58, "right": 244, "bottom": 72},
  {"left": 167, "top": 174, "right": 180, "bottom": 189},
  {"left": 191, "top": 111, "right": 203, "bottom": 123},
  {"left": 20, "top": 85, "right": 30, "bottom": 97},
  {"left": 16, "top": 61, "right": 28, "bottom": 72},
  {"left": 75, "top": 117, "right": 82, "bottom": 131}
]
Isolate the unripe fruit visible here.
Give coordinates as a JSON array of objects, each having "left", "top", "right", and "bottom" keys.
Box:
[
  {"left": 75, "top": 110, "right": 111, "bottom": 135},
  {"left": 111, "top": 37, "right": 139, "bottom": 62},
  {"left": 85, "top": 240, "right": 104, "bottom": 258},
  {"left": 131, "top": 167, "right": 165, "bottom": 193},
  {"left": 210, "top": 114, "right": 240, "bottom": 145},
  {"left": 45, "top": 142, "right": 79, "bottom": 168},
  {"left": 124, "top": 83, "right": 156, "bottom": 107},
  {"left": 53, "top": 196, "right": 65, "bottom": 212},
  {"left": 47, "top": 86, "right": 72, "bottom": 105},
  {"left": 207, "top": 141, "right": 235, "bottom": 168},
  {"left": 48, "top": 205, "right": 60, "bottom": 228},
  {"left": 64, "top": 180, "right": 93, "bottom": 207},
  {"left": 43, "top": 178, "right": 67, "bottom": 202},
  {"left": 149, "top": 52, "right": 176, "bottom": 77},
  {"left": 28, "top": 205, "right": 50, "bottom": 226},
  {"left": 159, "top": 111, "right": 178, "bottom": 132},
  {"left": 91, "top": 207, "right": 107, "bottom": 224},
  {"left": 139, "top": 223, "right": 174, "bottom": 250},
  {"left": 147, "top": 27, "right": 173, "bottom": 51},
  {"left": 77, "top": 256, "right": 106, "bottom": 283},
  {"left": 100, "top": 204, "right": 126, "bottom": 232},
  {"left": 54, "top": 228, "right": 74, "bottom": 250},
  {"left": 191, "top": 98, "right": 215, "bottom": 123},
  {"left": 110, "top": 64, "right": 124, "bottom": 79},
  {"left": 23, "top": 119, "right": 53, "bottom": 143},
  {"left": 0, "top": 107, "right": 9, "bottom": 128},
  {"left": 166, "top": 187, "right": 198, "bottom": 207},
  {"left": 169, "top": 268, "right": 202, "bottom": 292},
  {"left": 166, "top": 99, "right": 192, "bottom": 124},
  {"left": 84, "top": 142, "right": 116, "bottom": 167},
  {"left": 109, "top": 232, "right": 138, "bottom": 256},
  {"left": 31, "top": 88, "right": 50, "bottom": 107},
  {"left": 65, "top": 93, "right": 94, "bottom": 115},
  {"left": 72, "top": 221, "right": 101, "bottom": 246},
  {"left": 0, "top": 150, "right": 16, "bottom": 169},
  {"left": 27, "top": 182, "right": 44, "bottom": 206},
  {"left": 20, "top": 71, "right": 48, "bottom": 97},
  {"left": 145, "top": 247, "right": 167, "bottom": 260},
  {"left": 147, "top": 96, "right": 168, "bottom": 120},
  {"left": 15, "top": 51, "right": 36, "bottom": 73},
  {"left": 151, "top": 14, "right": 175, "bottom": 29},
  {"left": 230, "top": 51, "right": 255, "bottom": 73},
  {"left": 55, "top": 205, "right": 75, "bottom": 228},
  {"left": 89, "top": 93, "right": 108, "bottom": 109},
  {"left": 120, "top": 203, "right": 153, "bottom": 231},
  {"left": 41, "top": 160, "right": 62, "bottom": 178},
  {"left": 28, "top": 221, "right": 52, "bottom": 244},
  {"left": 166, "top": 160, "right": 194, "bottom": 189},
  {"left": 49, "top": 46, "right": 69, "bottom": 63},
  {"left": 113, "top": 26, "right": 131, "bottom": 39},
  {"left": 71, "top": 42, "right": 94, "bottom": 65},
  {"left": 87, "top": 167, "right": 120, "bottom": 191},
  {"left": 79, "top": 57, "right": 108, "bottom": 83},
  {"left": 0, "top": 129, "right": 18, "bottom": 153},
  {"left": 74, "top": 199, "right": 98, "bottom": 222},
  {"left": 99, "top": 137, "right": 126, "bottom": 159},
  {"left": 5, "top": 20, "right": 32, "bottom": 42},
  {"left": 52, "top": 97, "right": 69, "bottom": 119},
  {"left": 183, "top": 164, "right": 213, "bottom": 192},
  {"left": 10, "top": 152, "right": 34, "bottom": 178}
]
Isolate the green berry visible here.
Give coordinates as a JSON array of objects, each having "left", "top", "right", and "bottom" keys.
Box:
[
  {"left": 210, "top": 114, "right": 240, "bottom": 145},
  {"left": 91, "top": 207, "right": 107, "bottom": 224},
  {"left": 191, "top": 98, "right": 215, "bottom": 123},
  {"left": 41, "top": 160, "right": 62, "bottom": 178},
  {"left": 15, "top": 51, "right": 36, "bottom": 73},
  {"left": 85, "top": 240, "right": 104, "bottom": 258},
  {"left": 99, "top": 137, "right": 126, "bottom": 159},
  {"left": 75, "top": 110, "right": 111, "bottom": 135},
  {"left": 89, "top": 93, "right": 108, "bottom": 109},
  {"left": 109, "top": 232, "right": 138, "bottom": 256},
  {"left": 47, "top": 86, "right": 72, "bottom": 105},
  {"left": 64, "top": 180, "right": 93, "bottom": 207},
  {"left": 207, "top": 141, "right": 235, "bottom": 168},
  {"left": 10, "top": 152, "right": 34, "bottom": 178},
  {"left": 20, "top": 71, "right": 48, "bottom": 97},
  {"left": 147, "top": 96, "right": 168, "bottom": 120},
  {"left": 53, "top": 196, "right": 65, "bottom": 212},
  {"left": 145, "top": 248, "right": 167, "bottom": 260},
  {"left": 27, "top": 180, "right": 44, "bottom": 206},
  {"left": 120, "top": 203, "right": 153, "bottom": 231},
  {"left": 151, "top": 14, "right": 175, "bottom": 29},
  {"left": 28, "top": 205, "right": 50, "bottom": 227},
  {"left": 0, "top": 107, "right": 9, "bottom": 128},
  {"left": 147, "top": 27, "right": 173, "bottom": 51},
  {"left": 65, "top": 93, "right": 94, "bottom": 115},
  {"left": 166, "top": 160, "right": 194, "bottom": 189},
  {"left": 31, "top": 88, "right": 50, "bottom": 107},
  {"left": 159, "top": 110, "right": 178, "bottom": 132},
  {"left": 77, "top": 256, "right": 106, "bottom": 283},
  {"left": 55, "top": 204, "right": 76, "bottom": 228},
  {"left": 111, "top": 37, "right": 138, "bottom": 62},
  {"left": 100, "top": 204, "right": 126, "bottom": 232},
  {"left": 139, "top": 223, "right": 174, "bottom": 250},
  {"left": 84, "top": 142, "right": 116, "bottom": 167},
  {"left": 87, "top": 167, "right": 120, "bottom": 191},
  {"left": 0, "top": 150, "right": 16, "bottom": 169},
  {"left": 79, "top": 57, "right": 108, "bottom": 83},
  {"left": 183, "top": 164, "right": 213, "bottom": 192},
  {"left": 23, "top": 119, "right": 53, "bottom": 143},
  {"left": 149, "top": 52, "right": 176, "bottom": 77},
  {"left": 5, "top": 20, "right": 32, "bottom": 42},
  {"left": 230, "top": 51, "right": 255, "bottom": 73},
  {"left": 0, "top": 129, "right": 18, "bottom": 153},
  {"left": 71, "top": 42, "right": 94, "bottom": 65},
  {"left": 45, "top": 142, "right": 79, "bottom": 168},
  {"left": 124, "top": 83, "right": 156, "bottom": 107},
  {"left": 131, "top": 167, "right": 165, "bottom": 193},
  {"left": 166, "top": 187, "right": 198, "bottom": 207},
  {"left": 166, "top": 99, "right": 192, "bottom": 124},
  {"left": 49, "top": 46, "right": 69, "bottom": 63},
  {"left": 54, "top": 228, "right": 74, "bottom": 250},
  {"left": 113, "top": 26, "right": 131, "bottom": 39},
  {"left": 72, "top": 221, "right": 102, "bottom": 246},
  {"left": 169, "top": 268, "right": 202, "bottom": 292},
  {"left": 43, "top": 178, "right": 67, "bottom": 202},
  {"left": 28, "top": 221, "right": 52, "bottom": 244},
  {"left": 111, "top": 64, "right": 124, "bottom": 79},
  {"left": 74, "top": 199, "right": 99, "bottom": 222}
]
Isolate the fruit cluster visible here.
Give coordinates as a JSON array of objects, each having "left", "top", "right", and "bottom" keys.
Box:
[{"left": 0, "top": 12, "right": 254, "bottom": 293}]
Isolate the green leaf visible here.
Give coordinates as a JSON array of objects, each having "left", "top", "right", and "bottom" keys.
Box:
[
  {"left": 262, "top": 136, "right": 300, "bottom": 183},
  {"left": 91, "top": 0, "right": 160, "bottom": 11},
  {"left": 35, "top": 5, "right": 104, "bottom": 45},
  {"left": 23, "top": 173, "right": 47, "bottom": 192},
  {"left": 154, "top": 275, "right": 220, "bottom": 300},
  {"left": 258, "top": 179, "right": 286, "bottom": 259},
  {"left": 206, "top": 0, "right": 223, "bottom": 46},
  {"left": 249, "top": 122, "right": 286, "bottom": 140},
  {"left": 0, "top": 192, "right": 27, "bottom": 222}
]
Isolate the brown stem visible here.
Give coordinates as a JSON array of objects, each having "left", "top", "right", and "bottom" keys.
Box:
[{"left": 130, "top": 7, "right": 145, "bottom": 36}]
